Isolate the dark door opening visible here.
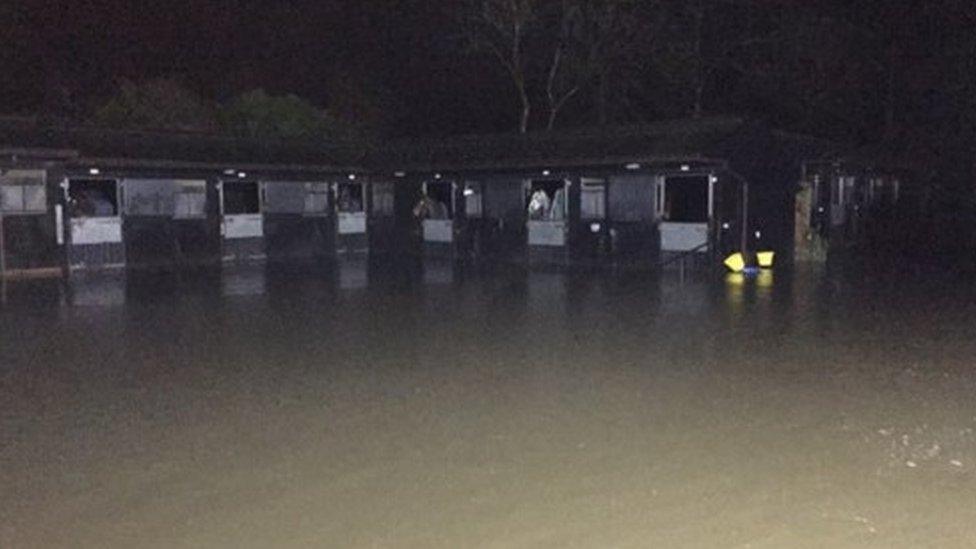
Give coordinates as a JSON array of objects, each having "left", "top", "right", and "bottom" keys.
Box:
[
  {"left": 337, "top": 183, "right": 365, "bottom": 213},
  {"left": 664, "top": 176, "right": 709, "bottom": 223},
  {"left": 223, "top": 182, "right": 260, "bottom": 215},
  {"left": 418, "top": 181, "right": 453, "bottom": 219},
  {"left": 69, "top": 179, "right": 119, "bottom": 218},
  {"left": 527, "top": 180, "right": 567, "bottom": 221}
]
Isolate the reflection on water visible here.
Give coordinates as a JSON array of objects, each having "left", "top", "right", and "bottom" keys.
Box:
[
  {"left": 221, "top": 267, "right": 267, "bottom": 297},
  {"left": 2, "top": 260, "right": 976, "bottom": 548},
  {"left": 422, "top": 260, "right": 454, "bottom": 286},
  {"left": 69, "top": 272, "right": 127, "bottom": 307},
  {"left": 5, "top": 262, "right": 787, "bottom": 315},
  {"left": 338, "top": 257, "right": 369, "bottom": 290}
]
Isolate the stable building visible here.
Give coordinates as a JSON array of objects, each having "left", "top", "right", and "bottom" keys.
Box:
[
  {"left": 1, "top": 116, "right": 838, "bottom": 278},
  {"left": 375, "top": 117, "right": 830, "bottom": 267},
  {"left": 0, "top": 121, "right": 381, "bottom": 276}
]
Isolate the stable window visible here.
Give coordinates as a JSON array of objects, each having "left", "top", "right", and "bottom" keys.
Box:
[
  {"left": 223, "top": 181, "right": 260, "bottom": 215},
  {"left": 0, "top": 171, "right": 46, "bottom": 214},
  {"left": 663, "top": 176, "right": 709, "bottom": 223},
  {"left": 263, "top": 182, "right": 306, "bottom": 214},
  {"left": 372, "top": 182, "right": 394, "bottom": 216},
  {"left": 842, "top": 177, "right": 855, "bottom": 207},
  {"left": 580, "top": 179, "right": 606, "bottom": 220},
  {"left": 464, "top": 182, "right": 483, "bottom": 218},
  {"left": 174, "top": 180, "right": 207, "bottom": 219},
  {"left": 304, "top": 182, "right": 330, "bottom": 216},
  {"left": 124, "top": 179, "right": 176, "bottom": 217},
  {"left": 337, "top": 182, "right": 364, "bottom": 213},
  {"left": 69, "top": 179, "right": 118, "bottom": 218},
  {"left": 527, "top": 180, "right": 567, "bottom": 221}
]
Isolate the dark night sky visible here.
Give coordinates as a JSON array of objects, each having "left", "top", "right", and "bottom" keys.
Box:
[{"left": 3, "top": 0, "right": 975, "bottom": 143}]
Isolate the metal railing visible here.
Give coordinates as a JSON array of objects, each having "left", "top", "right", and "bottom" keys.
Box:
[{"left": 656, "top": 241, "right": 711, "bottom": 283}]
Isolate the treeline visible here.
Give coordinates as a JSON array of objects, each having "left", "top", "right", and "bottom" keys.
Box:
[
  {"left": 4, "top": 1, "right": 976, "bottom": 149},
  {"left": 81, "top": 79, "right": 378, "bottom": 142},
  {"left": 456, "top": 0, "right": 976, "bottom": 144}
]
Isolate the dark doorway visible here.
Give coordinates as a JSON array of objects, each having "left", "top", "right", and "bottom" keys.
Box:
[
  {"left": 69, "top": 179, "right": 119, "bottom": 218},
  {"left": 223, "top": 182, "right": 260, "bottom": 215},
  {"left": 664, "top": 176, "right": 709, "bottom": 223},
  {"left": 527, "top": 180, "right": 567, "bottom": 221}
]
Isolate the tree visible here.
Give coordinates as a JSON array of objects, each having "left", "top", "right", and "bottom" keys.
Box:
[
  {"left": 461, "top": 0, "right": 539, "bottom": 133},
  {"left": 218, "top": 89, "right": 351, "bottom": 141},
  {"left": 543, "top": 0, "right": 584, "bottom": 129},
  {"left": 543, "top": 0, "right": 643, "bottom": 128},
  {"left": 648, "top": 0, "right": 734, "bottom": 119},
  {"left": 460, "top": 0, "right": 642, "bottom": 132},
  {"left": 90, "top": 78, "right": 217, "bottom": 131}
]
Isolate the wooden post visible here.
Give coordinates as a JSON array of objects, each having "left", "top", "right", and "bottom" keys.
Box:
[
  {"left": 0, "top": 207, "right": 6, "bottom": 304},
  {"left": 740, "top": 180, "right": 749, "bottom": 255}
]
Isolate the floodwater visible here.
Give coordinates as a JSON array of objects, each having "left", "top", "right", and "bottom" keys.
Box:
[{"left": 2, "top": 259, "right": 975, "bottom": 548}]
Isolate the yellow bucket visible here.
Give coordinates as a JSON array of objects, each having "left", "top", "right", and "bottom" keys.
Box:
[
  {"left": 724, "top": 253, "right": 746, "bottom": 273},
  {"left": 757, "top": 251, "right": 775, "bottom": 269}
]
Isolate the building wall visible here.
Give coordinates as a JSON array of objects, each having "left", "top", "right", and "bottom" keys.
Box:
[
  {"left": 607, "top": 174, "right": 658, "bottom": 261},
  {"left": 1, "top": 165, "right": 65, "bottom": 273}
]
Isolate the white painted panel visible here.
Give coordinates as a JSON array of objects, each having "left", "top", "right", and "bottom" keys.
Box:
[
  {"left": 660, "top": 222, "right": 708, "bottom": 252},
  {"left": 423, "top": 219, "right": 454, "bottom": 243},
  {"left": 528, "top": 220, "right": 567, "bottom": 247},
  {"left": 338, "top": 212, "right": 367, "bottom": 234},
  {"left": 224, "top": 214, "right": 264, "bottom": 239},
  {"left": 71, "top": 217, "right": 122, "bottom": 245},
  {"left": 55, "top": 205, "right": 64, "bottom": 245}
]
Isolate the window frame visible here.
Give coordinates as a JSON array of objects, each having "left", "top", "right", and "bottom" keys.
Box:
[
  {"left": 303, "top": 182, "right": 331, "bottom": 217},
  {"left": 579, "top": 177, "right": 607, "bottom": 221},
  {"left": 173, "top": 180, "right": 208, "bottom": 220}
]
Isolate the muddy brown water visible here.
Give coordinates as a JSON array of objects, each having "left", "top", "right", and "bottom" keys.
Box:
[{"left": 2, "top": 260, "right": 975, "bottom": 548}]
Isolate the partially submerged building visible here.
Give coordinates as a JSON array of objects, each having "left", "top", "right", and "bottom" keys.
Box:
[
  {"left": 376, "top": 117, "right": 829, "bottom": 266},
  {"left": 0, "top": 120, "right": 379, "bottom": 276},
  {"left": 795, "top": 138, "right": 917, "bottom": 261},
  {"left": 0, "top": 116, "right": 841, "bottom": 278}
]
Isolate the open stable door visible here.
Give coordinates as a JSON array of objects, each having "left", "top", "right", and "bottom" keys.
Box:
[
  {"left": 419, "top": 180, "right": 455, "bottom": 245},
  {"left": 220, "top": 180, "right": 265, "bottom": 262},
  {"left": 67, "top": 178, "right": 125, "bottom": 270},
  {"left": 526, "top": 179, "right": 569, "bottom": 247},
  {"left": 659, "top": 175, "right": 713, "bottom": 253},
  {"left": 335, "top": 181, "right": 368, "bottom": 254}
]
